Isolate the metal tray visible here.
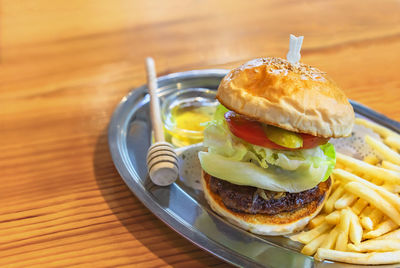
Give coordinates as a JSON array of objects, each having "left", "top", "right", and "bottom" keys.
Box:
[{"left": 108, "top": 69, "right": 400, "bottom": 268}]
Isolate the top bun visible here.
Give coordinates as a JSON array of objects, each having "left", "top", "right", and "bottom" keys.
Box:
[{"left": 217, "top": 57, "right": 355, "bottom": 138}]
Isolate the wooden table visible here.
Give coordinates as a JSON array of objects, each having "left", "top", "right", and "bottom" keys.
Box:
[{"left": 1, "top": 1, "right": 400, "bottom": 267}]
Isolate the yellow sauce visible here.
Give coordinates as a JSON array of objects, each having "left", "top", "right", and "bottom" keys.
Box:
[{"left": 164, "top": 103, "right": 216, "bottom": 147}]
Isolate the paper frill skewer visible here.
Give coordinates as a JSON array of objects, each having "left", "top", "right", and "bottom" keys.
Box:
[{"left": 286, "top": 34, "right": 304, "bottom": 64}]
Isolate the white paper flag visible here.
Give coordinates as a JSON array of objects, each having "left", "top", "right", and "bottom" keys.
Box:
[{"left": 286, "top": 34, "right": 304, "bottom": 64}]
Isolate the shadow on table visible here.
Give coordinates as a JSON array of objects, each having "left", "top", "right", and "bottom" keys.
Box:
[{"left": 93, "top": 129, "right": 226, "bottom": 267}]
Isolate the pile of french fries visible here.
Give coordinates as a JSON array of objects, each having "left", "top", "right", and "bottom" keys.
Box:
[{"left": 290, "top": 118, "right": 400, "bottom": 265}]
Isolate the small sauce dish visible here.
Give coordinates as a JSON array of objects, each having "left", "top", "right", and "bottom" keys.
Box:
[{"left": 161, "top": 88, "right": 218, "bottom": 147}]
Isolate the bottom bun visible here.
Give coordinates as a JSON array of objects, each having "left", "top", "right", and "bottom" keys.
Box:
[{"left": 202, "top": 172, "right": 331, "bottom": 236}]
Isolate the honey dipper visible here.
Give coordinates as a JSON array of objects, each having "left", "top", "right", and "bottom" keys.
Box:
[{"left": 145, "top": 57, "right": 179, "bottom": 186}]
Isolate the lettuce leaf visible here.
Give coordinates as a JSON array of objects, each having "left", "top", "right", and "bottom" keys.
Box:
[
  {"left": 199, "top": 151, "right": 329, "bottom": 193},
  {"left": 320, "top": 142, "right": 336, "bottom": 181},
  {"left": 250, "top": 143, "right": 335, "bottom": 182},
  {"left": 202, "top": 104, "right": 247, "bottom": 161},
  {"left": 203, "top": 120, "right": 247, "bottom": 161}
]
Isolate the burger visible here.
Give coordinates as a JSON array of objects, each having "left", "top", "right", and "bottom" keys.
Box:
[{"left": 198, "top": 57, "right": 355, "bottom": 235}]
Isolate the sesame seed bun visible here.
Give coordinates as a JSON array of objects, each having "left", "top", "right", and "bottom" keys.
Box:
[{"left": 217, "top": 57, "right": 355, "bottom": 138}]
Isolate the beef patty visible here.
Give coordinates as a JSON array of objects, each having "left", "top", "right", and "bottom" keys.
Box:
[{"left": 209, "top": 176, "right": 331, "bottom": 215}]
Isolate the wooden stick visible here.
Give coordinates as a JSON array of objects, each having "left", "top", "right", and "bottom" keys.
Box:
[{"left": 146, "top": 57, "right": 164, "bottom": 142}]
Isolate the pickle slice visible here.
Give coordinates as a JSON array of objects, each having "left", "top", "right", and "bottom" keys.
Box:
[{"left": 263, "top": 125, "right": 303, "bottom": 149}]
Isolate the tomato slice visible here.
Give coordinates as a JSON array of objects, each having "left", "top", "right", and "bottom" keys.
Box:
[
  {"left": 300, "top": 133, "right": 330, "bottom": 149},
  {"left": 224, "top": 111, "right": 329, "bottom": 150},
  {"left": 224, "top": 111, "right": 288, "bottom": 149}
]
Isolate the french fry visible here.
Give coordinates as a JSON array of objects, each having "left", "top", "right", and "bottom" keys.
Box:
[
  {"left": 324, "top": 185, "right": 344, "bottom": 213},
  {"left": 325, "top": 211, "right": 340, "bottom": 225},
  {"left": 334, "top": 192, "right": 357, "bottom": 209},
  {"left": 320, "top": 226, "right": 339, "bottom": 250},
  {"left": 348, "top": 239, "right": 400, "bottom": 252},
  {"left": 334, "top": 169, "right": 400, "bottom": 212},
  {"left": 364, "top": 219, "right": 398, "bottom": 239},
  {"left": 363, "top": 154, "right": 380, "bottom": 165},
  {"left": 361, "top": 217, "right": 374, "bottom": 231},
  {"left": 344, "top": 181, "right": 400, "bottom": 225},
  {"left": 385, "top": 135, "right": 400, "bottom": 151},
  {"left": 293, "top": 222, "right": 332, "bottom": 244},
  {"left": 336, "top": 153, "right": 400, "bottom": 184},
  {"left": 308, "top": 214, "right": 325, "bottom": 228},
  {"left": 331, "top": 180, "right": 341, "bottom": 191},
  {"left": 288, "top": 233, "right": 301, "bottom": 242},
  {"left": 369, "top": 208, "right": 384, "bottom": 226},
  {"left": 382, "top": 183, "right": 400, "bottom": 193},
  {"left": 315, "top": 248, "right": 400, "bottom": 265},
  {"left": 365, "top": 135, "right": 400, "bottom": 165},
  {"left": 335, "top": 161, "right": 345, "bottom": 170},
  {"left": 375, "top": 228, "right": 400, "bottom": 240},
  {"left": 360, "top": 206, "right": 373, "bottom": 230},
  {"left": 348, "top": 208, "right": 363, "bottom": 245},
  {"left": 335, "top": 209, "right": 351, "bottom": 251},
  {"left": 301, "top": 233, "right": 328, "bottom": 256},
  {"left": 355, "top": 118, "right": 400, "bottom": 139},
  {"left": 351, "top": 198, "right": 368, "bottom": 216},
  {"left": 370, "top": 177, "right": 383, "bottom": 186},
  {"left": 382, "top": 160, "right": 400, "bottom": 172},
  {"left": 360, "top": 205, "right": 373, "bottom": 218}
]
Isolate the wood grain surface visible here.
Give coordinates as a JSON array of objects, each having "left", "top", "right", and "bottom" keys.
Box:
[{"left": 1, "top": 0, "right": 400, "bottom": 267}]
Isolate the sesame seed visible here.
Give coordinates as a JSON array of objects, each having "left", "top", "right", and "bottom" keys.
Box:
[{"left": 264, "top": 57, "right": 326, "bottom": 80}]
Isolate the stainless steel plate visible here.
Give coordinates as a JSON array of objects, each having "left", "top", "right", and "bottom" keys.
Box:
[{"left": 108, "top": 69, "right": 400, "bottom": 268}]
